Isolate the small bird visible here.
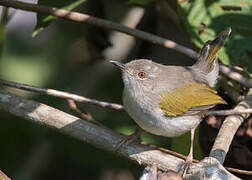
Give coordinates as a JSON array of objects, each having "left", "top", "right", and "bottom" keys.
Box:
[{"left": 110, "top": 28, "right": 231, "bottom": 172}]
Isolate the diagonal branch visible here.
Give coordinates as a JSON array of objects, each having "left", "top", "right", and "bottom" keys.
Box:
[
  {"left": 0, "top": 79, "right": 123, "bottom": 110},
  {"left": 0, "top": 88, "right": 184, "bottom": 172},
  {"left": 0, "top": 0, "right": 251, "bottom": 88},
  {"left": 1, "top": 79, "right": 252, "bottom": 116},
  {"left": 0, "top": 89, "right": 245, "bottom": 179},
  {"left": 219, "top": 65, "right": 252, "bottom": 89},
  {"left": 204, "top": 108, "right": 252, "bottom": 116},
  {"left": 209, "top": 89, "right": 252, "bottom": 164},
  {"left": 0, "top": 0, "right": 197, "bottom": 59}
]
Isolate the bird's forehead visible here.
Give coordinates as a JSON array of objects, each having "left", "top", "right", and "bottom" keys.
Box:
[
  {"left": 144, "top": 65, "right": 151, "bottom": 70},
  {"left": 127, "top": 60, "right": 159, "bottom": 72},
  {"left": 141, "top": 64, "right": 160, "bottom": 74}
]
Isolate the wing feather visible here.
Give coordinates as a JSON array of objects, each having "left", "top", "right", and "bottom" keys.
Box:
[{"left": 159, "top": 82, "right": 225, "bottom": 116}]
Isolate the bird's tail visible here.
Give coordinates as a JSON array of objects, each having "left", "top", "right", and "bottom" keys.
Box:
[{"left": 192, "top": 27, "right": 231, "bottom": 73}]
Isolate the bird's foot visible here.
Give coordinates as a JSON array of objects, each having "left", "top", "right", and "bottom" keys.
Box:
[
  {"left": 179, "top": 154, "right": 193, "bottom": 177},
  {"left": 116, "top": 129, "right": 144, "bottom": 150},
  {"left": 140, "top": 165, "right": 183, "bottom": 180}
]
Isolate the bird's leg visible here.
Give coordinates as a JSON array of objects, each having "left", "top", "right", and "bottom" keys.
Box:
[
  {"left": 187, "top": 127, "right": 196, "bottom": 164},
  {"left": 116, "top": 129, "right": 144, "bottom": 150},
  {"left": 179, "top": 127, "right": 196, "bottom": 176}
]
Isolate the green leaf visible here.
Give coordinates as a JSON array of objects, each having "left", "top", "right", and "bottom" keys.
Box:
[
  {"left": 178, "top": 0, "right": 252, "bottom": 73},
  {"left": 33, "top": 0, "right": 86, "bottom": 37},
  {"left": 129, "top": 0, "right": 154, "bottom": 5}
]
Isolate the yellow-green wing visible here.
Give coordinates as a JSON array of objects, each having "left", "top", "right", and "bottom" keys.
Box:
[{"left": 159, "top": 82, "right": 225, "bottom": 116}]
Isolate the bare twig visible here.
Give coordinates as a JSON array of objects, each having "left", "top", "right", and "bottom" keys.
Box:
[
  {"left": 67, "top": 99, "right": 95, "bottom": 122},
  {"left": 220, "top": 65, "right": 252, "bottom": 88},
  {"left": 0, "top": 0, "right": 251, "bottom": 88},
  {"left": 228, "top": 65, "right": 252, "bottom": 79},
  {"left": 226, "top": 168, "right": 252, "bottom": 176},
  {"left": 0, "top": 79, "right": 123, "bottom": 110},
  {"left": 146, "top": 144, "right": 199, "bottom": 163},
  {"left": 2, "top": 79, "right": 252, "bottom": 117},
  {"left": 0, "top": 0, "right": 197, "bottom": 59},
  {"left": 209, "top": 90, "right": 252, "bottom": 164},
  {"left": 204, "top": 108, "right": 252, "bottom": 116}
]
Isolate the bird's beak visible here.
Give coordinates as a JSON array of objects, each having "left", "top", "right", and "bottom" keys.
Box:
[{"left": 109, "top": 60, "right": 126, "bottom": 70}]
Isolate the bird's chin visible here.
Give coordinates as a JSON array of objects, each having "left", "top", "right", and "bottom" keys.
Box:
[
  {"left": 122, "top": 73, "right": 130, "bottom": 86},
  {"left": 122, "top": 74, "right": 141, "bottom": 95},
  {"left": 122, "top": 72, "right": 136, "bottom": 87}
]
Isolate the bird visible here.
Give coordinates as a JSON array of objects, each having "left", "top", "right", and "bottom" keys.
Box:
[{"left": 110, "top": 28, "right": 231, "bottom": 173}]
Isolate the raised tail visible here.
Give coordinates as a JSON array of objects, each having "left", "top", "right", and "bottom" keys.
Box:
[{"left": 192, "top": 27, "right": 231, "bottom": 73}]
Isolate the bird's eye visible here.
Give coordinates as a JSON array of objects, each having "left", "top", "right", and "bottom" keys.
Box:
[{"left": 137, "top": 71, "right": 146, "bottom": 79}]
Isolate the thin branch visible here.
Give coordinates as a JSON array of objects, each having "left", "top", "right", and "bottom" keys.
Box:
[
  {"left": 147, "top": 144, "right": 199, "bottom": 163},
  {"left": 232, "top": 65, "right": 252, "bottom": 78},
  {"left": 67, "top": 99, "right": 95, "bottom": 122},
  {"left": 0, "top": 79, "right": 123, "bottom": 110},
  {"left": 0, "top": 0, "right": 197, "bottom": 59},
  {"left": 220, "top": 65, "right": 252, "bottom": 89},
  {"left": 2, "top": 79, "right": 252, "bottom": 117},
  {"left": 204, "top": 108, "right": 252, "bottom": 116},
  {"left": 0, "top": 0, "right": 251, "bottom": 88},
  {"left": 209, "top": 89, "right": 252, "bottom": 164},
  {"left": 226, "top": 168, "right": 252, "bottom": 176}
]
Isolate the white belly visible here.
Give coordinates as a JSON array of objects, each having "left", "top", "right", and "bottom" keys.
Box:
[{"left": 123, "top": 89, "right": 201, "bottom": 137}]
